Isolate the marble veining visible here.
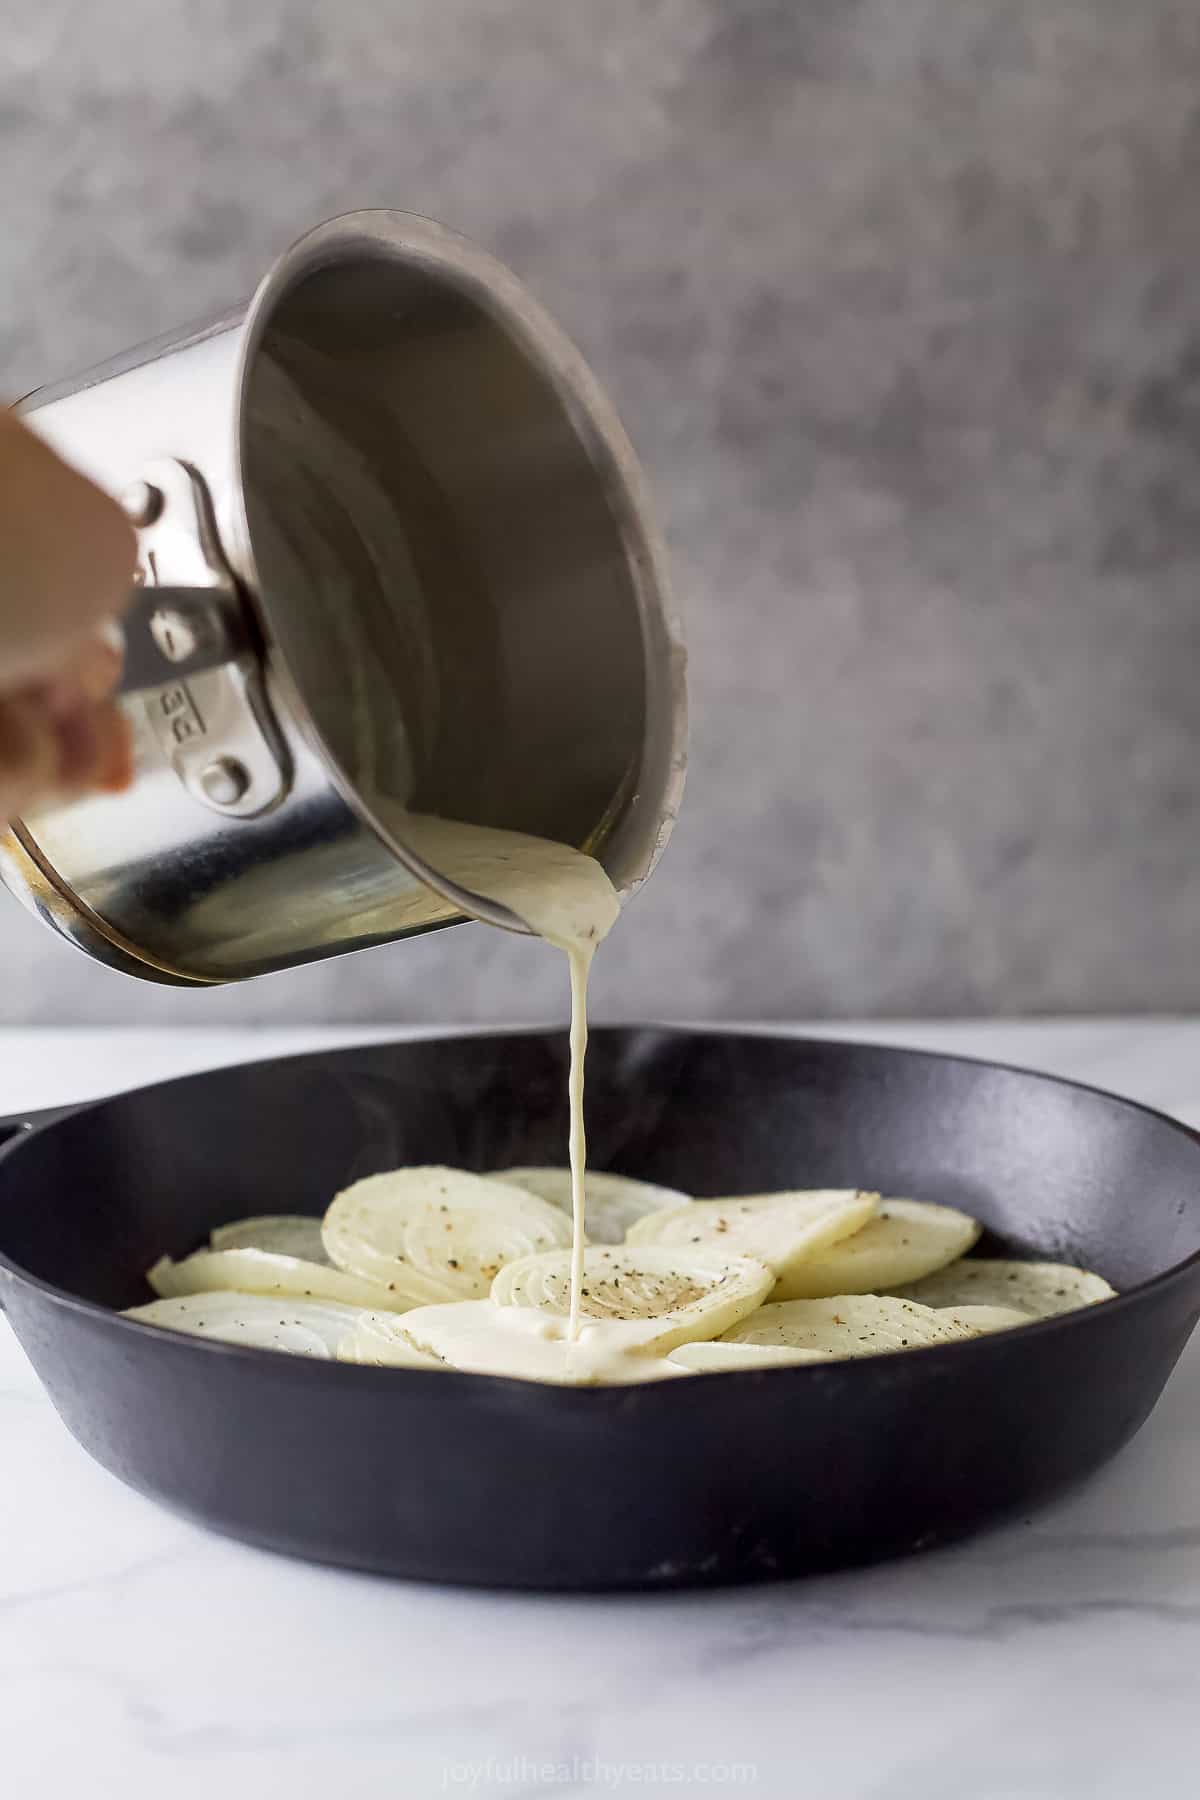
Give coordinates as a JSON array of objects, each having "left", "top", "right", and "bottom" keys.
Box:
[{"left": 2, "top": 1021, "right": 1200, "bottom": 1796}]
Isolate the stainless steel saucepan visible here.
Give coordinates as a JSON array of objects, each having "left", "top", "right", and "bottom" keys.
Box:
[{"left": 1, "top": 210, "right": 687, "bottom": 984}]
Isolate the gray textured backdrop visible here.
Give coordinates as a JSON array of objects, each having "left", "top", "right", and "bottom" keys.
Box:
[{"left": 4, "top": 0, "right": 1200, "bottom": 1025}]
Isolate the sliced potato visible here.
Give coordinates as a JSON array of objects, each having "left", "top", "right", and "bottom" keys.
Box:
[
  {"left": 667, "top": 1340, "right": 835, "bottom": 1373},
  {"left": 122, "top": 1291, "right": 364, "bottom": 1357},
  {"left": 148, "top": 1248, "right": 412, "bottom": 1313},
  {"left": 899, "top": 1258, "right": 1116, "bottom": 1318},
  {"left": 722, "top": 1294, "right": 977, "bottom": 1359},
  {"left": 491, "top": 1245, "right": 774, "bottom": 1352},
  {"left": 625, "top": 1189, "right": 878, "bottom": 1291},
  {"left": 497, "top": 1166, "right": 691, "bottom": 1244},
  {"left": 936, "top": 1303, "right": 1032, "bottom": 1334},
  {"left": 210, "top": 1214, "right": 328, "bottom": 1262},
  {"left": 394, "top": 1299, "right": 687, "bottom": 1385},
  {"left": 322, "top": 1166, "right": 572, "bottom": 1305},
  {"left": 774, "top": 1197, "right": 980, "bottom": 1299},
  {"left": 338, "top": 1310, "right": 448, "bottom": 1368}
]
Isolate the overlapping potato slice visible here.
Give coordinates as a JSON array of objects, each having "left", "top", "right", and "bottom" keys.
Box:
[
  {"left": 338, "top": 1310, "right": 449, "bottom": 1369},
  {"left": 899, "top": 1258, "right": 1116, "bottom": 1318},
  {"left": 773, "top": 1197, "right": 980, "bottom": 1299},
  {"left": 210, "top": 1214, "right": 328, "bottom": 1262},
  {"left": 497, "top": 1166, "right": 691, "bottom": 1244},
  {"left": 936, "top": 1304, "right": 1032, "bottom": 1334},
  {"left": 322, "top": 1166, "right": 572, "bottom": 1304},
  {"left": 147, "top": 1248, "right": 412, "bottom": 1313},
  {"left": 376, "top": 1299, "right": 687, "bottom": 1384},
  {"left": 130, "top": 1164, "right": 1115, "bottom": 1384},
  {"left": 667, "top": 1340, "right": 835, "bottom": 1373},
  {"left": 122, "top": 1291, "right": 364, "bottom": 1357},
  {"left": 491, "top": 1245, "right": 774, "bottom": 1352},
  {"left": 625, "top": 1189, "right": 878, "bottom": 1291},
  {"left": 935, "top": 1310, "right": 1036, "bottom": 1339},
  {"left": 722, "top": 1294, "right": 977, "bottom": 1359}
]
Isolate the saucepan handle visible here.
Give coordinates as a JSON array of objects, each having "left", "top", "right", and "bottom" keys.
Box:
[
  {"left": 118, "top": 582, "right": 255, "bottom": 695},
  {"left": 114, "top": 459, "right": 259, "bottom": 696}
]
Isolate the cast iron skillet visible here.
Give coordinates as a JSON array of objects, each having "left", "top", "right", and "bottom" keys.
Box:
[{"left": 2, "top": 1028, "right": 1199, "bottom": 1591}]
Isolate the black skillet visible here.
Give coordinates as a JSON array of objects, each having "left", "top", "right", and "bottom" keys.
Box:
[{"left": 2, "top": 1027, "right": 1199, "bottom": 1591}]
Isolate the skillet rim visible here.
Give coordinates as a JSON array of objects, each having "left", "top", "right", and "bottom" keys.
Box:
[{"left": 1, "top": 1024, "right": 1199, "bottom": 1396}]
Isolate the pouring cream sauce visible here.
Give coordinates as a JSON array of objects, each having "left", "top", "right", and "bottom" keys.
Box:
[
  {"left": 249, "top": 350, "right": 623, "bottom": 1341},
  {"left": 377, "top": 809, "right": 620, "bottom": 1340}
]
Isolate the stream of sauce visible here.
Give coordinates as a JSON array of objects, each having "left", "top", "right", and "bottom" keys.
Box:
[{"left": 373, "top": 809, "right": 620, "bottom": 1339}]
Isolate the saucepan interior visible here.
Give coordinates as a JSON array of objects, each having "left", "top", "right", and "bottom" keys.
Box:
[{"left": 236, "top": 213, "right": 676, "bottom": 888}]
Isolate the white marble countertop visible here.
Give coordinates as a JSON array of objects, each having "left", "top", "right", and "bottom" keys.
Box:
[{"left": 2, "top": 1019, "right": 1199, "bottom": 1799}]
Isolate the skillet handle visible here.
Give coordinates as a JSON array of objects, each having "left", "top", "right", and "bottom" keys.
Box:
[
  {"left": 0, "top": 1103, "right": 88, "bottom": 1314},
  {"left": 0, "top": 1102, "right": 87, "bottom": 1151},
  {"left": 0, "top": 1115, "right": 28, "bottom": 1313}
]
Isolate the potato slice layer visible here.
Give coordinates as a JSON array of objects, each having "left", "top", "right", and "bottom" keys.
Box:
[
  {"left": 210, "top": 1214, "right": 328, "bottom": 1262},
  {"left": 775, "top": 1198, "right": 979, "bottom": 1299},
  {"left": 497, "top": 1166, "right": 691, "bottom": 1244},
  {"left": 900, "top": 1258, "right": 1115, "bottom": 1318},
  {"left": 322, "top": 1166, "right": 572, "bottom": 1304},
  {"left": 723, "top": 1294, "right": 977, "bottom": 1359},
  {"left": 667, "top": 1340, "right": 835, "bottom": 1373},
  {"left": 123, "top": 1291, "right": 364, "bottom": 1358},
  {"left": 625, "top": 1189, "right": 878, "bottom": 1290},
  {"left": 936, "top": 1304, "right": 1032, "bottom": 1334},
  {"left": 492, "top": 1246, "right": 774, "bottom": 1351},
  {"left": 148, "top": 1248, "right": 411, "bottom": 1313},
  {"left": 339, "top": 1311, "right": 449, "bottom": 1368}
]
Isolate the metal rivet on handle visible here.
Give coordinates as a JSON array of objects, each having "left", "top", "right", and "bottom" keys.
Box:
[
  {"left": 120, "top": 481, "right": 164, "bottom": 528},
  {"left": 199, "top": 757, "right": 252, "bottom": 807},
  {"left": 149, "top": 608, "right": 201, "bottom": 664}
]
